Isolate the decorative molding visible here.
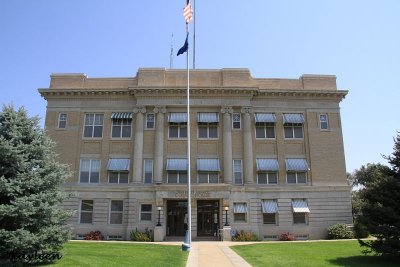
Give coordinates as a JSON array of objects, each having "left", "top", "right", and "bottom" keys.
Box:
[
  {"left": 241, "top": 107, "right": 253, "bottom": 114},
  {"left": 133, "top": 106, "right": 146, "bottom": 114},
  {"left": 220, "top": 106, "right": 233, "bottom": 114},
  {"left": 154, "top": 106, "right": 167, "bottom": 114}
]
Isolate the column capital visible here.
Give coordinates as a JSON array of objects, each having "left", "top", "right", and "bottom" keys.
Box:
[
  {"left": 240, "top": 107, "right": 253, "bottom": 114},
  {"left": 154, "top": 106, "right": 167, "bottom": 114},
  {"left": 133, "top": 106, "right": 146, "bottom": 114},
  {"left": 221, "top": 106, "right": 233, "bottom": 114}
]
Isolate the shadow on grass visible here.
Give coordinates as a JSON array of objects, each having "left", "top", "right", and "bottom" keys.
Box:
[{"left": 328, "top": 255, "right": 400, "bottom": 267}]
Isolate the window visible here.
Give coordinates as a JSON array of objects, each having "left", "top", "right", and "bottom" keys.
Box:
[
  {"left": 169, "top": 123, "right": 187, "bottom": 138},
  {"left": 80, "top": 200, "right": 93, "bottom": 224},
  {"left": 83, "top": 114, "right": 104, "bottom": 138},
  {"left": 233, "top": 159, "right": 243, "bottom": 185},
  {"left": 107, "top": 158, "right": 130, "bottom": 184},
  {"left": 283, "top": 113, "right": 304, "bottom": 139},
  {"left": 111, "top": 119, "right": 131, "bottom": 138},
  {"left": 144, "top": 159, "right": 153, "bottom": 184},
  {"left": 108, "top": 172, "right": 128, "bottom": 184},
  {"left": 319, "top": 114, "right": 329, "bottom": 130},
  {"left": 110, "top": 200, "right": 123, "bottom": 224},
  {"left": 256, "top": 123, "right": 275, "bottom": 138},
  {"left": 232, "top": 113, "right": 241, "bottom": 129},
  {"left": 292, "top": 199, "right": 310, "bottom": 224},
  {"left": 146, "top": 113, "right": 155, "bottom": 129},
  {"left": 79, "top": 159, "right": 100, "bottom": 183},
  {"left": 233, "top": 203, "right": 247, "bottom": 223},
  {"left": 141, "top": 204, "right": 152, "bottom": 221},
  {"left": 285, "top": 158, "right": 308, "bottom": 184},
  {"left": 287, "top": 171, "right": 307, "bottom": 184},
  {"left": 197, "top": 159, "right": 220, "bottom": 183},
  {"left": 198, "top": 172, "right": 219, "bottom": 183},
  {"left": 58, "top": 113, "right": 67, "bottom": 129},
  {"left": 293, "top": 213, "right": 307, "bottom": 224},
  {"left": 258, "top": 172, "right": 278, "bottom": 184},
  {"left": 256, "top": 159, "right": 279, "bottom": 184},
  {"left": 166, "top": 159, "right": 188, "bottom": 183},
  {"left": 262, "top": 200, "right": 278, "bottom": 225},
  {"left": 197, "top": 113, "right": 219, "bottom": 138},
  {"left": 168, "top": 171, "right": 188, "bottom": 184}
]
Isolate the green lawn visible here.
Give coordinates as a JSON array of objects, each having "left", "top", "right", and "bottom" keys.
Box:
[
  {"left": 231, "top": 240, "right": 400, "bottom": 267},
  {"left": 48, "top": 241, "right": 188, "bottom": 267}
]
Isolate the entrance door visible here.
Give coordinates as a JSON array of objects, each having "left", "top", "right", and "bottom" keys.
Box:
[
  {"left": 167, "top": 200, "right": 187, "bottom": 236},
  {"left": 197, "top": 200, "right": 219, "bottom": 236}
]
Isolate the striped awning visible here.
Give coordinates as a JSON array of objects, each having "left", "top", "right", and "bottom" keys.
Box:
[
  {"left": 256, "top": 159, "right": 279, "bottom": 171},
  {"left": 255, "top": 113, "right": 276, "bottom": 123},
  {"left": 233, "top": 203, "right": 248, "bottom": 213},
  {"left": 285, "top": 159, "right": 309, "bottom": 171},
  {"left": 197, "top": 159, "right": 220, "bottom": 171},
  {"left": 168, "top": 113, "right": 187, "bottom": 123},
  {"left": 111, "top": 112, "right": 132, "bottom": 119},
  {"left": 292, "top": 199, "right": 310, "bottom": 213},
  {"left": 261, "top": 200, "right": 278, "bottom": 213},
  {"left": 107, "top": 158, "right": 130, "bottom": 171},
  {"left": 166, "top": 159, "right": 188, "bottom": 171},
  {"left": 283, "top": 113, "right": 304, "bottom": 124},
  {"left": 197, "top": 112, "right": 219, "bottom": 123}
]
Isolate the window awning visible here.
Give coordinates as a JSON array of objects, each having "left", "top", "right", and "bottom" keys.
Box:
[
  {"left": 168, "top": 113, "right": 187, "bottom": 123},
  {"left": 262, "top": 200, "right": 278, "bottom": 213},
  {"left": 111, "top": 112, "right": 132, "bottom": 119},
  {"left": 283, "top": 113, "right": 304, "bottom": 124},
  {"left": 197, "top": 159, "right": 220, "bottom": 171},
  {"left": 285, "top": 158, "right": 309, "bottom": 171},
  {"left": 255, "top": 113, "right": 276, "bottom": 123},
  {"left": 292, "top": 199, "right": 310, "bottom": 213},
  {"left": 233, "top": 203, "right": 248, "bottom": 213},
  {"left": 166, "top": 159, "right": 188, "bottom": 171},
  {"left": 107, "top": 158, "right": 130, "bottom": 171},
  {"left": 256, "top": 159, "right": 279, "bottom": 171},
  {"left": 197, "top": 113, "right": 219, "bottom": 123}
]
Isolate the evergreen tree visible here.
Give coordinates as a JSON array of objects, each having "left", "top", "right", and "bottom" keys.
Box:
[
  {"left": 0, "top": 105, "right": 71, "bottom": 264},
  {"left": 355, "top": 133, "right": 400, "bottom": 256}
]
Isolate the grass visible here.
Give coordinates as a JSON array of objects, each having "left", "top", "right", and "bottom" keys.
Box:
[
  {"left": 231, "top": 240, "right": 400, "bottom": 267},
  {"left": 47, "top": 241, "right": 188, "bottom": 267}
]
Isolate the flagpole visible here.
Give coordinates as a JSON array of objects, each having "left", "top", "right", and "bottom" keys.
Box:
[
  {"left": 193, "top": 0, "right": 196, "bottom": 69},
  {"left": 186, "top": 21, "right": 192, "bottom": 248}
]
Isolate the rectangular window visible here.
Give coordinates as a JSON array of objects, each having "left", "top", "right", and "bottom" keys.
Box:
[
  {"left": 257, "top": 172, "right": 278, "bottom": 184},
  {"left": 58, "top": 113, "right": 67, "bottom": 129},
  {"left": 255, "top": 123, "right": 275, "bottom": 139},
  {"left": 83, "top": 114, "right": 104, "bottom": 138},
  {"left": 319, "top": 114, "right": 329, "bottom": 130},
  {"left": 287, "top": 171, "right": 307, "bottom": 184},
  {"left": 146, "top": 113, "right": 155, "bottom": 129},
  {"left": 232, "top": 113, "right": 241, "bottom": 129},
  {"left": 112, "top": 119, "right": 132, "bottom": 138},
  {"left": 284, "top": 124, "right": 303, "bottom": 138},
  {"left": 79, "top": 159, "right": 100, "bottom": 183},
  {"left": 144, "top": 159, "right": 153, "bottom": 184},
  {"left": 169, "top": 123, "right": 187, "bottom": 138},
  {"left": 198, "top": 172, "right": 219, "bottom": 183},
  {"left": 167, "top": 171, "right": 188, "bottom": 184},
  {"left": 110, "top": 200, "right": 123, "bottom": 224},
  {"left": 198, "top": 123, "right": 218, "bottom": 138},
  {"left": 80, "top": 200, "right": 93, "bottom": 224},
  {"left": 262, "top": 199, "right": 278, "bottom": 225},
  {"left": 141, "top": 204, "right": 152, "bottom": 221},
  {"left": 263, "top": 213, "right": 277, "bottom": 224},
  {"left": 293, "top": 213, "right": 307, "bottom": 224},
  {"left": 233, "top": 202, "right": 247, "bottom": 223},
  {"left": 108, "top": 172, "right": 128, "bottom": 184},
  {"left": 233, "top": 159, "right": 243, "bottom": 185}
]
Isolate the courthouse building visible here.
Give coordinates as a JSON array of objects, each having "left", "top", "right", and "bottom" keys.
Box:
[{"left": 39, "top": 68, "right": 352, "bottom": 240}]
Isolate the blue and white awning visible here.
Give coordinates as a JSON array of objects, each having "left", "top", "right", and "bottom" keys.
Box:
[
  {"left": 233, "top": 203, "right": 248, "bottom": 213},
  {"left": 292, "top": 199, "right": 310, "bottom": 213},
  {"left": 107, "top": 158, "right": 130, "bottom": 171},
  {"left": 256, "top": 159, "right": 279, "bottom": 171},
  {"left": 283, "top": 113, "right": 304, "bottom": 124},
  {"left": 261, "top": 200, "right": 278, "bottom": 213},
  {"left": 255, "top": 113, "right": 276, "bottom": 123},
  {"left": 197, "top": 113, "right": 219, "bottom": 123},
  {"left": 197, "top": 159, "right": 220, "bottom": 171},
  {"left": 168, "top": 113, "right": 187, "bottom": 123},
  {"left": 166, "top": 159, "right": 188, "bottom": 171},
  {"left": 111, "top": 112, "right": 132, "bottom": 119},
  {"left": 285, "top": 158, "right": 309, "bottom": 171}
]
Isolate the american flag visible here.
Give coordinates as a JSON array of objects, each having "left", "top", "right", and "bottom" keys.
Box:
[{"left": 183, "top": 1, "right": 193, "bottom": 24}]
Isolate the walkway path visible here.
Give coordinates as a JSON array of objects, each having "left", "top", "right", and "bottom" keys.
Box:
[{"left": 185, "top": 241, "right": 254, "bottom": 267}]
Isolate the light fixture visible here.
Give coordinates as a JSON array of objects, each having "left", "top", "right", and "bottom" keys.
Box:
[
  {"left": 157, "top": 206, "right": 162, "bottom": 226},
  {"left": 224, "top": 206, "right": 229, "bottom": 226}
]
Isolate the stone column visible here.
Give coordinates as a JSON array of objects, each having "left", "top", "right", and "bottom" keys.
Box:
[
  {"left": 132, "top": 106, "right": 146, "bottom": 183},
  {"left": 241, "top": 107, "right": 254, "bottom": 184},
  {"left": 153, "top": 106, "right": 166, "bottom": 184},
  {"left": 221, "top": 106, "right": 233, "bottom": 184}
]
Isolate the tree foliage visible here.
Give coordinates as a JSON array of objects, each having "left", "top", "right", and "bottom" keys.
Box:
[
  {"left": 0, "top": 105, "right": 71, "bottom": 264},
  {"left": 354, "top": 132, "right": 400, "bottom": 256}
]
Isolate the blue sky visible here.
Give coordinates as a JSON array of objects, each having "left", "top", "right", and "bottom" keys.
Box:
[{"left": 1, "top": 0, "right": 399, "bottom": 173}]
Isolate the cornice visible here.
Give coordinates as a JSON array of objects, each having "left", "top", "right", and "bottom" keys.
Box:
[{"left": 38, "top": 88, "right": 132, "bottom": 100}]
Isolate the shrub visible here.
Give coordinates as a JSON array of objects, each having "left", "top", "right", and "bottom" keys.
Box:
[
  {"left": 279, "top": 232, "right": 296, "bottom": 241},
  {"left": 353, "top": 221, "right": 369, "bottom": 238},
  {"left": 84, "top": 230, "right": 104, "bottom": 240},
  {"left": 232, "top": 230, "right": 259, "bottom": 241},
  {"left": 130, "top": 228, "right": 152, "bottom": 242},
  {"left": 327, "top": 224, "right": 354, "bottom": 239}
]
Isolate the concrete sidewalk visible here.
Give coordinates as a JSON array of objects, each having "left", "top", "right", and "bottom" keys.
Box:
[{"left": 185, "top": 241, "right": 253, "bottom": 267}]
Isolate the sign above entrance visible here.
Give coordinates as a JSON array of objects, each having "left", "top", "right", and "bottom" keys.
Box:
[{"left": 169, "top": 191, "right": 210, "bottom": 198}]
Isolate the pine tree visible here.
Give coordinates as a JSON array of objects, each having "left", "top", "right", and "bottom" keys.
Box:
[{"left": 0, "top": 105, "right": 71, "bottom": 264}]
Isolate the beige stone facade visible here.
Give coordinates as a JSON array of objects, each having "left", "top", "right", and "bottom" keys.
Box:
[{"left": 39, "top": 68, "right": 352, "bottom": 241}]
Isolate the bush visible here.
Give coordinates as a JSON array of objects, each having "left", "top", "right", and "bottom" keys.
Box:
[
  {"left": 327, "top": 224, "right": 354, "bottom": 239},
  {"left": 353, "top": 221, "right": 369, "bottom": 238},
  {"left": 232, "top": 230, "right": 259, "bottom": 241},
  {"left": 84, "top": 230, "right": 104, "bottom": 240},
  {"left": 130, "top": 228, "right": 152, "bottom": 242},
  {"left": 279, "top": 232, "right": 296, "bottom": 241}
]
